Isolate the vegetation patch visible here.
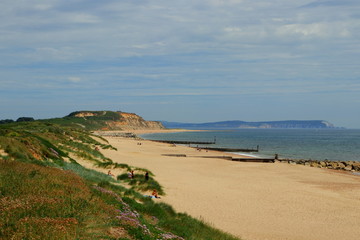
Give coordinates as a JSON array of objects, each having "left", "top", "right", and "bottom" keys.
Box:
[
  {"left": 0, "top": 160, "right": 120, "bottom": 239},
  {"left": 0, "top": 121, "right": 113, "bottom": 166},
  {"left": 117, "top": 172, "right": 164, "bottom": 195},
  {"left": 0, "top": 117, "right": 240, "bottom": 240}
]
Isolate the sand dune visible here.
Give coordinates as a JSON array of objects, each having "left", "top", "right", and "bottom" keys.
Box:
[{"left": 97, "top": 132, "right": 360, "bottom": 240}]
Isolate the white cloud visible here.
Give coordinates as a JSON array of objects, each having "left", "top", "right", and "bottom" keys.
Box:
[
  {"left": 209, "top": 0, "right": 245, "bottom": 6},
  {"left": 34, "top": 4, "right": 53, "bottom": 11},
  {"left": 29, "top": 47, "right": 82, "bottom": 62},
  {"left": 66, "top": 13, "right": 101, "bottom": 24},
  {"left": 276, "top": 23, "right": 328, "bottom": 38},
  {"left": 68, "top": 77, "right": 82, "bottom": 83},
  {"left": 275, "top": 22, "right": 354, "bottom": 39},
  {"left": 0, "top": 0, "right": 359, "bottom": 127}
]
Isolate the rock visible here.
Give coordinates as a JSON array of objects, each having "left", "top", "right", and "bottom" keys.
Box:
[
  {"left": 352, "top": 163, "right": 360, "bottom": 172},
  {"left": 338, "top": 162, "right": 346, "bottom": 170},
  {"left": 329, "top": 162, "right": 339, "bottom": 169},
  {"left": 310, "top": 162, "right": 321, "bottom": 168},
  {"left": 284, "top": 159, "right": 360, "bottom": 173},
  {"left": 345, "top": 165, "right": 353, "bottom": 171},
  {"left": 296, "top": 160, "right": 304, "bottom": 164}
]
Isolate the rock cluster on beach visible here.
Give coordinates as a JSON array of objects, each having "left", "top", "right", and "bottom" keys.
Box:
[{"left": 277, "top": 159, "right": 360, "bottom": 172}]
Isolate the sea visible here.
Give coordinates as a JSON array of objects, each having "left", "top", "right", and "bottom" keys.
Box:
[{"left": 141, "top": 129, "right": 360, "bottom": 162}]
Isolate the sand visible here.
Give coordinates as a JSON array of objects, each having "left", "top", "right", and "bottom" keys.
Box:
[{"left": 96, "top": 131, "right": 360, "bottom": 240}]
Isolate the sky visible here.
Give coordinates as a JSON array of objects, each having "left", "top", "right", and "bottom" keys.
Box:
[{"left": 0, "top": 0, "right": 359, "bottom": 128}]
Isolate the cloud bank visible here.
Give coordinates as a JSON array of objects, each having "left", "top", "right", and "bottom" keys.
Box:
[{"left": 0, "top": 0, "right": 359, "bottom": 127}]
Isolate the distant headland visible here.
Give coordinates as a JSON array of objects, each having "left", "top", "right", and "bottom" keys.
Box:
[{"left": 160, "top": 120, "right": 338, "bottom": 129}]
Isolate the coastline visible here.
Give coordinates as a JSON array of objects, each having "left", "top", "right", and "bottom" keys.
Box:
[
  {"left": 94, "top": 128, "right": 205, "bottom": 135},
  {"left": 95, "top": 130, "right": 360, "bottom": 240}
]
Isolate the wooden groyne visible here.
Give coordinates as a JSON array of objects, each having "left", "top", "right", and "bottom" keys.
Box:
[
  {"left": 232, "top": 157, "right": 275, "bottom": 163},
  {"left": 162, "top": 154, "right": 274, "bottom": 163},
  {"left": 152, "top": 140, "right": 215, "bottom": 145},
  {"left": 199, "top": 145, "right": 259, "bottom": 152},
  {"left": 196, "top": 156, "right": 233, "bottom": 160},
  {"left": 162, "top": 154, "right": 187, "bottom": 157}
]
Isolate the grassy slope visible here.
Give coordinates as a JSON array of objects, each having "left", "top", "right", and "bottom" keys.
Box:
[
  {"left": 0, "top": 121, "right": 240, "bottom": 240},
  {"left": 44, "top": 111, "right": 121, "bottom": 131}
]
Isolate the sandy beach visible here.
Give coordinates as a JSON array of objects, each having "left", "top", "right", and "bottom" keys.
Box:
[{"left": 95, "top": 130, "right": 360, "bottom": 240}]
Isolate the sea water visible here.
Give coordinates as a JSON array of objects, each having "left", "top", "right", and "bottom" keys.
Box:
[{"left": 141, "top": 129, "right": 360, "bottom": 162}]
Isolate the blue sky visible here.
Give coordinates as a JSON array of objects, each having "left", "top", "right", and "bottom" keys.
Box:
[{"left": 1, "top": 0, "right": 359, "bottom": 128}]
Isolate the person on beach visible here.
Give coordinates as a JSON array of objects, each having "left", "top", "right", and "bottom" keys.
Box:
[
  {"left": 131, "top": 170, "right": 135, "bottom": 179},
  {"left": 151, "top": 189, "right": 160, "bottom": 198},
  {"left": 107, "top": 170, "right": 114, "bottom": 177},
  {"left": 128, "top": 171, "right": 132, "bottom": 179},
  {"left": 145, "top": 171, "right": 149, "bottom": 181},
  {"left": 143, "top": 189, "right": 160, "bottom": 199}
]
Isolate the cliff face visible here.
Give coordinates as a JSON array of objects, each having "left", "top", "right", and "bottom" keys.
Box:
[
  {"left": 107, "top": 112, "right": 164, "bottom": 130},
  {"left": 67, "top": 111, "right": 164, "bottom": 130}
]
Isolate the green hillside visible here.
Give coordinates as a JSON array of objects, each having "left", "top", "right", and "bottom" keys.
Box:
[
  {"left": 0, "top": 120, "right": 239, "bottom": 240},
  {"left": 44, "top": 111, "right": 124, "bottom": 131},
  {"left": 0, "top": 111, "right": 122, "bottom": 131}
]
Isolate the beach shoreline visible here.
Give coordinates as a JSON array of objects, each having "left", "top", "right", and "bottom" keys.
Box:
[
  {"left": 134, "top": 129, "right": 360, "bottom": 174},
  {"left": 94, "top": 130, "right": 360, "bottom": 240}
]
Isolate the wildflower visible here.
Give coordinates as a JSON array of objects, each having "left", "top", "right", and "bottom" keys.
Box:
[
  {"left": 92, "top": 186, "right": 151, "bottom": 235},
  {"left": 160, "top": 232, "right": 185, "bottom": 240}
]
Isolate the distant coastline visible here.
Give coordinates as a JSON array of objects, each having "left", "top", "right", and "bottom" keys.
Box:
[{"left": 160, "top": 120, "right": 339, "bottom": 129}]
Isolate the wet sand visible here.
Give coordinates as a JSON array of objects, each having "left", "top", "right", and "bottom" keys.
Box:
[{"left": 96, "top": 131, "right": 360, "bottom": 240}]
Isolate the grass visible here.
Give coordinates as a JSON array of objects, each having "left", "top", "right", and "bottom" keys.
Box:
[
  {"left": 117, "top": 173, "right": 164, "bottom": 195},
  {"left": 43, "top": 111, "right": 124, "bottom": 131},
  {"left": 0, "top": 160, "right": 118, "bottom": 239},
  {"left": 0, "top": 121, "right": 113, "bottom": 166},
  {"left": 0, "top": 119, "right": 241, "bottom": 240}
]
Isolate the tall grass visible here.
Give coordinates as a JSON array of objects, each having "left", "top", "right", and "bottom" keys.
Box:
[
  {"left": 0, "top": 120, "right": 241, "bottom": 240},
  {"left": 117, "top": 173, "right": 164, "bottom": 195},
  {"left": 0, "top": 160, "right": 119, "bottom": 239},
  {"left": 0, "top": 122, "right": 113, "bottom": 166}
]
